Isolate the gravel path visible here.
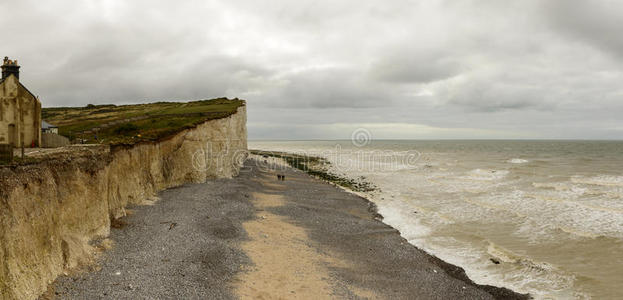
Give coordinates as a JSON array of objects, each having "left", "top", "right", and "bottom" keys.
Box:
[{"left": 50, "top": 159, "right": 528, "bottom": 299}]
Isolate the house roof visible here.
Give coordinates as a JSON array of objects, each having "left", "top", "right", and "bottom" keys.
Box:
[
  {"left": 42, "top": 120, "right": 58, "bottom": 129},
  {"left": 19, "top": 80, "right": 38, "bottom": 99},
  {"left": 0, "top": 74, "right": 38, "bottom": 100}
]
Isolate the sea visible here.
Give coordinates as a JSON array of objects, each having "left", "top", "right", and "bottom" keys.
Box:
[{"left": 249, "top": 140, "right": 623, "bottom": 299}]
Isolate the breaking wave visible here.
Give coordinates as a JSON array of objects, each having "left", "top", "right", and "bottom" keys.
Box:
[
  {"left": 571, "top": 175, "right": 623, "bottom": 187},
  {"left": 464, "top": 169, "right": 509, "bottom": 181}
]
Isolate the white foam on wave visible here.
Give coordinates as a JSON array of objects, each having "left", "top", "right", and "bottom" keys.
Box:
[
  {"left": 372, "top": 191, "right": 581, "bottom": 299},
  {"left": 516, "top": 189, "right": 623, "bottom": 239},
  {"left": 533, "top": 182, "right": 572, "bottom": 191},
  {"left": 532, "top": 183, "right": 588, "bottom": 199},
  {"left": 464, "top": 169, "right": 510, "bottom": 181},
  {"left": 485, "top": 243, "right": 580, "bottom": 296},
  {"left": 571, "top": 175, "right": 623, "bottom": 187},
  {"left": 377, "top": 206, "right": 432, "bottom": 240},
  {"left": 400, "top": 231, "right": 582, "bottom": 300},
  {"left": 329, "top": 152, "right": 605, "bottom": 298},
  {"left": 250, "top": 142, "right": 614, "bottom": 299}
]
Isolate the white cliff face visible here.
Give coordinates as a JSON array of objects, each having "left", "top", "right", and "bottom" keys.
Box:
[
  {"left": 0, "top": 106, "right": 247, "bottom": 300},
  {"left": 106, "top": 106, "right": 248, "bottom": 219}
]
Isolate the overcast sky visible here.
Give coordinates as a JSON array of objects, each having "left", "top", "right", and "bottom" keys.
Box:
[{"left": 2, "top": 0, "right": 622, "bottom": 139}]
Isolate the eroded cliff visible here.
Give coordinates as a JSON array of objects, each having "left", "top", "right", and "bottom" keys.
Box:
[{"left": 0, "top": 106, "right": 247, "bottom": 300}]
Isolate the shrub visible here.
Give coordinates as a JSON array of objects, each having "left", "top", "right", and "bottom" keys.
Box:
[{"left": 114, "top": 123, "right": 139, "bottom": 135}]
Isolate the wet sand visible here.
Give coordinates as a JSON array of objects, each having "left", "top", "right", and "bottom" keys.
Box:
[{"left": 50, "top": 159, "right": 528, "bottom": 299}]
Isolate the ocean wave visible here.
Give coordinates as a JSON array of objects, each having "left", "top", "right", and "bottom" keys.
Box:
[
  {"left": 462, "top": 197, "right": 527, "bottom": 218},
  {"left": 487, "top": 243, "right": 526, "bottom": 264},
  {"left": 571, "top": 175, "right": 623, "bottom": 187},
  {"left": 605, "top": 188, "right": 623, "bottom": 199},
  {"left": 555, "top": 226, "right": 603, "bottom": 239},
  {"left": 486, "top": 243, "right": 576, "bottom": 290},
  {"left": 530, "top": 184, "right": 588, "bottom": 198},
  {"left": 464, "top": 169, "right": 510, "bottom": 181},
  {"left": 250, "top": 141, "right": 620, "bottom": 299},
  {"left": 533, "top": 182, "right": 571, "bottom": 191},
  {"left": 533, "top": 182, "right": 616, "bottom": 202}
]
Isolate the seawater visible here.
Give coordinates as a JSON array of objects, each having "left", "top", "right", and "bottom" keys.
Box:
[{"left": 249, "top": 140, "right": 623, "bottom": 299}]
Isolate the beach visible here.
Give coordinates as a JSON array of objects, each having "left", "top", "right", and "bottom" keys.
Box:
[
  {"left": 249, "top": 140, "right": 623, "bottom": 299},
  {"left": 49, "top": 159, "right": 527, "bottom": 299}
]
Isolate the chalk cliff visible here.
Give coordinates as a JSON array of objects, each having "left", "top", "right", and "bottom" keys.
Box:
[{"left": 0, "top": 105, "right": 247, "bottom": 299}]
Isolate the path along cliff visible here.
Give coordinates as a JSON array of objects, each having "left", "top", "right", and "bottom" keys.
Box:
[{"left": 0, "top": 105, "right": 247, "bottom": 300}]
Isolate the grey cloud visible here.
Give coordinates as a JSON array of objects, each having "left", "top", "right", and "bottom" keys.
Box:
[
  {"left": 437, "top": 72, "right": 557, "bottom": 113},
  {"left": 370, "top": 48, "right": 461, "bottom": 84},
  {"left": 33, "top": 50, "right": 273, "bottom": 106},
  {"left": 259, "top": 68, "right": 395, "bottom": 108},
  {"left": 445, "top": 86, "right": 547, "bottom": 112},
  {"left": 544, "top": 0, "right": 623, "bottom": 59},
  {"left": 1, "top": 0, "right": 622, "bottom": 139}
]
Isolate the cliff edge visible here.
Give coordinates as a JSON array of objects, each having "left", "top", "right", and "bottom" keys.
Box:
[{"left": 0, "top": 105, "right": 247, "bottom": 300}]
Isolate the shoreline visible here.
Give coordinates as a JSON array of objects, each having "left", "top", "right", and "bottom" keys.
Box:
[
  {"left": 50, "top": 158, "right": 529, "bottom": 299},
  {"left": 249, "top": 151, "right": 531, "bottom": 298}
]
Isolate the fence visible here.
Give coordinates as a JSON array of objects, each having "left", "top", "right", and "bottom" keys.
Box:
[{"left": 41, "top": 132, "right": 70, "bottom": 148}]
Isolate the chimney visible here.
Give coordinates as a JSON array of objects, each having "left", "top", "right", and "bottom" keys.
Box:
[{"left": 2, "top": 56, "right": 20, "bottom": 80}]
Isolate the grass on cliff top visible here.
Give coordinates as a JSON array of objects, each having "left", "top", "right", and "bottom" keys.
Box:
[
  {"left": 42, "top": 98, "right": 245, "bottom": 145},
  {"left": 250, "top": 150, "right": 377, "bottom": 193}
]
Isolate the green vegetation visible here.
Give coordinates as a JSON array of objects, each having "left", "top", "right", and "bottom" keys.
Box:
[
  {"left": 113, "top": 123, "right": 139, "bottom": 135},
  {"left": 42, "top": 98, "right": 245, "bottom": 145},
  {"left": 250, "top": 150, "right": 377, "bottom": 193}
]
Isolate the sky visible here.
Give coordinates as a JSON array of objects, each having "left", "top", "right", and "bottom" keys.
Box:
[{"left": 2, "top": 0, "right": 622, "bottom": 140}]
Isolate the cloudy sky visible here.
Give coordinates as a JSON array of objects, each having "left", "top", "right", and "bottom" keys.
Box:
[{"left": 2, "top": 0, "right": 622, "bottom": 139}]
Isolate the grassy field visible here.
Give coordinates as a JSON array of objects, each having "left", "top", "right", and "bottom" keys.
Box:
[{"left": 42, "top": 98, "right": 245, "bottom": 145}]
